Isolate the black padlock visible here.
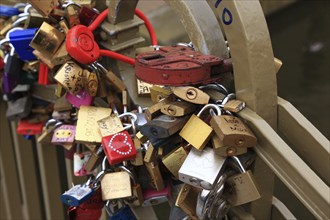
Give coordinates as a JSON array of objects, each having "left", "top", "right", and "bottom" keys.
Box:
[{"left": 3, "top": 54, "right": 24, "bottom": 94}]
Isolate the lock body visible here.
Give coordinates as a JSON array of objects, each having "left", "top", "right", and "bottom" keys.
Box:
[
  {"left": 172, "top": 86, "right": 210, "bottom": 105},
  {"left": 9, "top": 28, "right": 37, "bottom": 61},
  {"left": 61, "top": 184, "right": 94, "bottom": 206},
  {"left": 211, "top": 135, "right": 247, "bottom": 157},
  {"left": 178, "top": 148, "right": 227, "bottom": 190},
  {"left": 51, "top": 125, "right": 76, "bottom": 144},
  {"left": 66, "top": 89, "right": 93, "bottom": 108},
  {"left": 101, "top": 172, "right": 132, "bottom": 200},
  {"left": 175, "top": 184, "right": 200, "bottom": 219},
  {"left": 162, "top": 146, "right": 188, "bottom": 177},
  {"left": 142, "top": 182, "right": 172, "bottom": 206}
]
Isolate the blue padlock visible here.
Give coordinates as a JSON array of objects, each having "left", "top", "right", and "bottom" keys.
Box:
[
  {"left": 9, "top": 28, "right": 38, "bottom": 61},
  {"left": 60, "top": 184, "right": 95, "bottom": 207},
  {"left": 0, "top": 5, "right": 20, "bottom": 17},
  {"left": 110, "top": 206, "right": 137, "bottom": 220}
]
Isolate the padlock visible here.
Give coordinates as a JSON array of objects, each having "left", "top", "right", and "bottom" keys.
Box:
[
  {"left": 67, "top": 206, "right": 102, "bottom": 220},
  {"left": 24, "top": 12, "right": 50, "bottom": 28},
  {"left": 30, "top": 22, "right": 65, "bottom": 56},
  {"left": 32, "top": 84, "right": 57, "bottom": 103},
  {"left": 0, "top": 16, "right": 17, "bottom": 36},
  {"left": 119, "top": 166, "right": 144, "bottom": 207},
  {"left": 73, "top": 148, "right": 93, "bottom": 176},
  {"left": 179, "top": 104, "right": 221, "bottom": 151},
  {"left": 66, "top": 89, "right": 93, "bottom": 108},
  {"left": 101, "top": 171, "right": 132, "bottom": 200},
  {"left": 3, "top": 53, "right": 23, "bottom": 93},
  {"left": 54, "top": 95, "right": 72, "bottom": 112},
  {"left": 85, "top": 146, "right": 105, "bottom": 172},
  {"left": 84, "top": 70, "right": 98, "bottom": 97},
  {"left": 172, "top": 86, "right": 210, "bottom": 105},
  {"left": 148, "top": 133, "right": 182, "bottom": 150},
  {"left": 145, "top": 95, "right": 176, "bottom": 121},
  {"left": 16, "top": 120, "right": 44, "bottom": 135},
  {"left": 145, "top": 161, "right": 165, "bottom": 191},
  {"left": 109, "top": 205, "right": 137, "bottom": 220},
  {"left": 78, "top": 6, "right": 98, "bottom": 26},
  {"left": 143, "top": 142, "right": 156, "bottom": 163},
  {"left": 223, "top": 99, "right": 246, "bottom": 113},
  {"left": 75, "top": 106, "right": 112, "bottom": 143},
  {"left": 97, "top": 114, "right": 124, "bottom": 138},
  {"left": 150, "top": 85, "right": 172, "bottom": 103},
  {"left": 161, "top": 101, "right": 196, "bottom": 117},
  {"left": 28, "top": 0, "right": 58, "bottom": 17},
  {"left": 6, "top": 96, "right": 32, "bottom": 120},
  {"left": 9, "top": 28, "right": 38, "bottom": 61},
  {"left": 140, "top": 114, "right": 189, "bottom": 139},
  {"left": 54, "top": 61, "right": 85, "bottom": 95},
  {"left": 61, "top": 182, "right": 95, "bottom": 207},
  {"left": 49, "top": 41, "right": 71, "bottom": 68},
  {"left": 199, "top": 83, "right": 228, "bottom": 103},
  {"left": 137, "top": 79, "right": 153, "bottom": 96},
  {"left": 142, "top": 181, "right": 172, "bottom": 206},
  {"left": 225, "top": 156, "right": 261, "bottom": 206},
  {"left": 175, "top": 184, "right": 201, "bottom": 220},
  {"left": 162, "top": 146, "right": 188, "bottom": 177},
  {"left": 51, "top": 124, "right": 76, "bottom": 145},
  {"left": 178, "top": 147, "right": 227, "bottom": 190},
  {"left": 65, "top": 5, "right": 80, "bottom": 28},
  {"left": 211, "top": 135, "right": 247, "bottom": 157},
  {"left": 130, "top": 137, "right": 144, "bottom": 166},
  {"left": 37, "top": 119, "right": 63, "bottom": 144},
  {"left": 78, "top": 187, "right": 105, "bottom": 210},
  {"left": 210, "top": 114, "right": 257, "bottom": 148}
]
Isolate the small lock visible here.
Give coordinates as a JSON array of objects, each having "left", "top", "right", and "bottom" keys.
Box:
[
  {"left": 149, "top": 85, "right": 172, "bottom": 103},
  {"left": 172, "top": 86, "right": 210, "bottom": 105},
  {"left": 66, "top": 89, "right": 93, "bottom": 108},
  {"left": 211, "top": 135, "right": 247, "bottom": 157},
  {"left": 145, "top": 95, "right": 176, "bottom": 121},
  {"left": 137, "top": 79, "right": 153, "bottom": 96},
  {"left": 61, "top": 179, "right": 95, "bottom": 207},
  {"left": 145, "top": 161, "right": 165, "bottom": 191},
  {"left": 223, "top": 99, "right": 246, "bottom": 113},
  {"left": 54, "top": 61, "right": 85, "bottom": 95},
  {"left": 51, "top": 124, "right": 76, "bottom": 145},
  {"left": 75, "top": 106, "right": 112, "bottom": 143},
  {"left": 30, "top": 22, "right": 65, "bottom": 56},
  {"left": 175, "top": 184, "right": 201, "bottom": 220},
  {"left": 179, "top": 104, "right": 221, "bottom": 151},
  {"left": 97, "top": 114, "right": 125, "bottom": 138},
  {"left": 225, "top": 156, "right": 261, "bottom": 206},
  {"left": 101, "top": 171, "right": 132, "bottom": 200},
  {"left": 140, "top": 114, "right": 189, "bottom": 139},
  {"left": 161, "top": 101, "right": 196, "bottom": 117},
  {"left": 178, "top": 147, "right": 227, "bottom": 190},
  {"left": 162, "top": 146, "right": 188, "bottom": 177},
  {"left": 142, "top": 181, "right": 172, "bottom": 206},
  {"left": 210, "top": 114, "right": 257, "bottom": 148}
]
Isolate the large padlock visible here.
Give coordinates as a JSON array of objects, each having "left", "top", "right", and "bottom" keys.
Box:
[
  {"left": 225, "top": 156, "right": 261, "bottom": 206},
  {"left": 140, "top": 114, "right": 189, "bottom": 139},
  {"left": 178, "top": 147, "right": 227, "bottom": 190},
  {"left": 210, "top": 114, "right": 257, "bottom": 148},
  {"left": 179, "top": 104, "right": 221, "bottom": 151}
]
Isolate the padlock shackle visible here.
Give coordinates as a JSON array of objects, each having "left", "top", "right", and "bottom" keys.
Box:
[
  {"left": 221, "top": 93, "right": 236, "bottom": 106},
  {"left": 199, "top": 83, "right": 228, "bottom": 96},
  {"left": 231, "top": 156, "right": 246, "bottom": 173},
  {"left": 197, "top": 104, "right": 221, "bottom": 117},
  {"left": 117, "top": 165, "right": 137, "bottom": 185}
]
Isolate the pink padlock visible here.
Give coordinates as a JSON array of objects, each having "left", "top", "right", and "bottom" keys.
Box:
[
  {"left": 51, "top": 125, "right": 76, "bottom": 145},
  {"left": 66, "top": 89, "right": 93, "bottom": 108},
  {"left": 142, "top": 181, "right": 172, "bottom": 206},
  {"left": 73, "top": 151, "right": 93, "bottom": 176}
]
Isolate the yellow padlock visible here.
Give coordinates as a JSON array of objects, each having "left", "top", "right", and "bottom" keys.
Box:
[{"left": 179, "top": 104, "right": 221, "bottom": 151}]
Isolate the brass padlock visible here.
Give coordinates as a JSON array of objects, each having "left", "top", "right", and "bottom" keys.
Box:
[
  {"left": 24, "top": 13, "right": 50, "bottom": 28},
  {"left": 172, "top": 86, "right": 210, "bottom": 105},
  {"left": 175, "top": 184, "right": 201, "bottom": 220},
  {"left": 179, "top": 104, "right": 221, "bottom": 151},
  {"left": 97, "top": 114, "right": 124, "bottom": 138},
  {"left": 101, "top": 171, "right": 132, "bottom": 200},
  {"left": 130, "top": 137, "right": 144, "bottom": 166},
  {"left": 75, "top": 106, "right": 112, "bottom": 143},
  {"left": 144, "top": 142, "right": 157, "bottom": 163},
  {"left": 137, "top": 79, "right": 153, "bottom": 96},
  {"left": 37, "top": 120, "right": 63, "bottom": 144},
  {"left": 210, "top": 115, "right": 257, "bottom": 148},
  {"left": 54, "top": 61, "right": 84, "bottom": 95},
  {"left": 161, "top": 101, "right": 196, "bottom": 117},
  {"left": 30, "top": 22, "right": 65, "bottom": 56},
  {"left": 149, "top": 85, "right": 171, "bottom": 103},
  {"left": 145, "top": 95, "right": 176, "bottom": 121},
  {"left": 49, "top": 42, "right": 71, "bottom": 67},
  {"left": 85, "top": 146, "right": 105, "bottom": 172},
  {"left": 223, "top": 99, "right": 246, "bottom": 113},
  {"left": 145, "top": 161, "right": 165, "bottom": 191},
  {"left": 65, "top": 5, "right": 80, "bottom": 28},
  {"left": 28, "top": 0, "right": 58, "bottom": 17},
  {"left": 211, "top": 135, "right": 247, "bottom": 157},
  {"left": 162, "top": 146, "right": 188, "bottom": 177},
  {"left": 140, "top": 114, "right": 189, "bottom": 139},
  {"left": 225, "top": 156, "right": 261, "bottom": 206}
]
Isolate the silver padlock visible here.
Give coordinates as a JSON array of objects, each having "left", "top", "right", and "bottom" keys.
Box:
[{"left": 178, "top": 147, "right": 227, "bottom": 190}]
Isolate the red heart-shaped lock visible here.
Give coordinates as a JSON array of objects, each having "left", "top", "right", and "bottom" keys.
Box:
[
  {"left": 102, "top": 131, "right": 136, "bottom": 165},
  {"left": 66, "top": 25, "right": 100, "bottom": 64}
]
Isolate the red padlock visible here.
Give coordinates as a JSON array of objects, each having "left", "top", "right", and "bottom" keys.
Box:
[
  {"left": 135, "top": 45, "right": 233, "bottom": 86},
  {"left": 66, "top": 25, "right": 100, "bottom": 65},
  {"left": 16, "top": 120, "right": 44, "bottom": 135},
  {"left": 102, "top": 131, "right": 136, "bottom": 165},
  {"left": 67, "top": 206, "right": 102, "bottom": 220},
  {"left": 79, "top": 188, "right": 105, "bottom": 210}
]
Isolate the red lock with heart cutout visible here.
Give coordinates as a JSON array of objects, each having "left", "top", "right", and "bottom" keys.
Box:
[{"left": 102, "top": 131, "right": 136, "bottom": 165}]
